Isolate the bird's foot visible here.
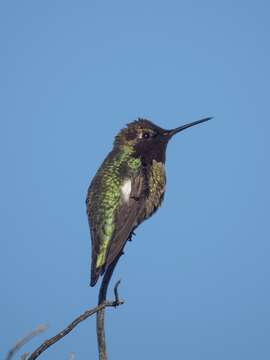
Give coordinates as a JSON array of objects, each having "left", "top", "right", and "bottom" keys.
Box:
[
  {"left": 128, "top": 230, "right": 136, "bottom": 242},
  {"left": 131, "top": 196, "right": 140, "bottom": 201}
]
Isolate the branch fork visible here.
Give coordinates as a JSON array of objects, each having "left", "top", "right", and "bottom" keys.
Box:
[{"left": 6, "top": 280, "right": 124, "bottom": 360}]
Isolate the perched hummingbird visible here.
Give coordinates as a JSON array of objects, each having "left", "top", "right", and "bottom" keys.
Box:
[{"left": 86, "top": 117, "right": 211, "bottom": 286}]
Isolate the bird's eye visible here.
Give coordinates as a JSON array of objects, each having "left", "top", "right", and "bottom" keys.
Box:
[{"left": 143, "top": 132, "right": 150, "bottom": 139}]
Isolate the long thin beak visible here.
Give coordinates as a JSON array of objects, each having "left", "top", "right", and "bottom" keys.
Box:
[{"left": 165, "top": 117, "right": 213, "bottom": 138}]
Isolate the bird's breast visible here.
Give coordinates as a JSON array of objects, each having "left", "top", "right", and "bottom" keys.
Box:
[{"left": 139, "top": 160, "right": 166, "bottom": 223}]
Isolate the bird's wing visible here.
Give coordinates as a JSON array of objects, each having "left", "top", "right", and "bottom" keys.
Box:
[
  {"left": 105, "top": 174, "right": 144, "bottom": 267},
  {"left": 87, "top": 165, "right": 145, "bottom": 287}
]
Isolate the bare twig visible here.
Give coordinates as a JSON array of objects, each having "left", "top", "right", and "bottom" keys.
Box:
[
  {"left": 5, "top": 324, "right": 47, "bottom": 360},
  {"left": 26, "top": 284, "right": 124, "bottom": 360},
  {"left": 97, "top": 254, "right": 122, "bottom": 360},
  {"left": 113, "top": 279, "right": 121, "bottom": 304}
]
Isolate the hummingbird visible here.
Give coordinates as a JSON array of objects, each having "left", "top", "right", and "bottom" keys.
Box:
[{"left": 86, "top": 117, "right": 212, "bottom": 287}]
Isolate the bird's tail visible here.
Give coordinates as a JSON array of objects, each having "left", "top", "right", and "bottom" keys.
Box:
[
  {"left": 90, "top": 272, "right": 99, "bottom": 287},
  {"left": 90, "top": 262, "right": 103, "bottom": 287}
]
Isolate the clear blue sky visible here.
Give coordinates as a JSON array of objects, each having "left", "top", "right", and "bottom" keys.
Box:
[{"left": 1, "top": 1, "right": 270, "bottom": 359}]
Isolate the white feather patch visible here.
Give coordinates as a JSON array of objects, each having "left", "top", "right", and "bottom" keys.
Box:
[{"left": 121, "top": 179, "right": 132, "bottom": 203}]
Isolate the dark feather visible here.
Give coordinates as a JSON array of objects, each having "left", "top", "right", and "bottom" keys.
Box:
[{"left": 105, "top": 175, "right": 144, "bottom": 267}]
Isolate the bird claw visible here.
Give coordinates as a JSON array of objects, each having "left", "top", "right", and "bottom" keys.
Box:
[
  {"left": 128, "top": 230, "right": 136, "bottom": 242},
  {"left": 131, "top": 196, "right": 140, "bottom": 201}
]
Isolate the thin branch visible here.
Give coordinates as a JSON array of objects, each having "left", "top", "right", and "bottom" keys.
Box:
[
  {"left": 5, "top": 325, "right": 47, "bottom": 360},
  {"left": 26, "top": 283, "right": 124, "bottom": 360},
  {"left": 113, "top": 279, "right": 121, "bottom": 304},
  {"left": 97, "top": 254, "right": 122, "bottom": 360}
]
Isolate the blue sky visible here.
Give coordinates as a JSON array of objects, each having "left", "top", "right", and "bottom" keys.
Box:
[{"left": 1, "top": 1, "right": 270, "bottom": 359}]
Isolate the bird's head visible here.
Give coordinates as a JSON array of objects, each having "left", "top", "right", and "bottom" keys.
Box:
[
  {"left": 114, "top": 117, "right": 212, "bottom": 163},
  {"left": 114, "top": 119, "right": 164, "bottom": 147}
]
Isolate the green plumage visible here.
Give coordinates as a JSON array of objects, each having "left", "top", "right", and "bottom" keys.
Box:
[{"left": 87, "top": 141, "right": 146, "bottom": 284}]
